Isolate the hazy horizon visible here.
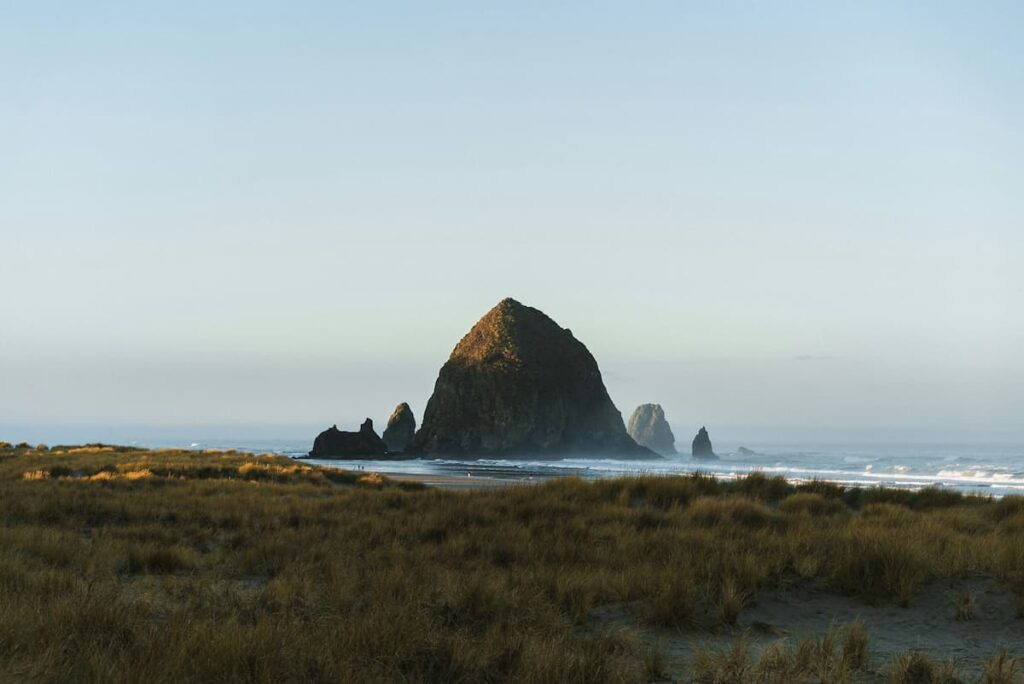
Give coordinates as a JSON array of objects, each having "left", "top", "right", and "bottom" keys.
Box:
[
  {"left": 3, "top": 3, "right": 1022, "bottom": 443},
  {"left": 3, "top": 417, "right": 1022, "bottom": 452}
]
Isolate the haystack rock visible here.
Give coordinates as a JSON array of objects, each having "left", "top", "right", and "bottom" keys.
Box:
[
  {"left": 408, "top": 298, "right": 656, "bottom": 458},
  {"left": 382, "top": 402, "right": 417, "bottom": 453},
  {"left": 627, "top": 404, "right": 677, "bottom": 455},
  {"left": 691, "top": 426, "right": 718, "bottom": 460},
  {"left": 309, "top": 419, "right": 387, "bottom": 458}
]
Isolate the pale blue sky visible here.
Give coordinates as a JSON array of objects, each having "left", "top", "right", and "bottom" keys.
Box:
[{"left": 2, "top": 2, "right": 1022, "bottom": 442}]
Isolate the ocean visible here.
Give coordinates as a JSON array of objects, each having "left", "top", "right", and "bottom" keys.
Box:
[
  {"left": 302, "top": 441, "right": 1024, "bottom": 496},
  {"left": 23, "top": 431, "right": 1014, "bottom": 497}
]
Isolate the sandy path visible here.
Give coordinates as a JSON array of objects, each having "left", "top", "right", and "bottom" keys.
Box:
[{"left": 736, "top": 576, "right": 1022, "bottom": 663}]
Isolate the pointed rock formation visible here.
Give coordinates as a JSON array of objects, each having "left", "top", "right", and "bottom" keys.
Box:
[
  {"left": 408, "top": 298, "right": 656, "bottom": 458},
  {"left": 382, "top": 402, "right": 417, "bottom": 453},
  {"left": 627, "top": 404, "right": 677, "bottom": 455},
  {"left": 691, "top": 426, "right": 718, "bottom": 460},
  {"left": 309, "top": 419, "right": 387, "bottom": 458}
]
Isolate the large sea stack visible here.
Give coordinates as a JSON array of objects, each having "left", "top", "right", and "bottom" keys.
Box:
[
  {"left": 382, "top": 402, "right": 416, "bottom": 453},
  {"left": 627, "top": 404, "right": 677, "bottom": 455},
  {"left": 408, "top": 298, "right": 656, "bottom": 458},
  {"left": 691, "top": 426, "right": 718, "bottom": 460},
  {"left": 309, "top": 419, "right": 387, "bottom": 458}
]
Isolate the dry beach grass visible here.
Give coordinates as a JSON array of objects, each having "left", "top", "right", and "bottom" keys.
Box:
[{"left": 1, "top": 441, "right": 1023, "bottom": 682}]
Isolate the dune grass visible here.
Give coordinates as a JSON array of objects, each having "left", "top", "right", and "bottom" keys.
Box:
[
  {"left": 691, "top": 621, "right": 871, "bottom": 683},
  {"left": 0, "top": 443, "right": 1022, "bottom": 682},
  {"left": 693, "top": 631, "right": 1020, "bottom": 684}
]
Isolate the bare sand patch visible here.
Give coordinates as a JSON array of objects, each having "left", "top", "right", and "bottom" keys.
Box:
[{"left": 588, "top": 576, "right": 1024, "bottom": 679}]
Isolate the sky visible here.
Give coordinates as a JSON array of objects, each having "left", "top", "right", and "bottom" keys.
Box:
[{"left": 2, "top": 2, "right": 1022, "bottom": 445}]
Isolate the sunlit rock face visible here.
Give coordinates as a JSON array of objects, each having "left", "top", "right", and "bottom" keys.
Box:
[
  {"left": 409, "top": 298, "right": 656, "bottom": 459},
  {"left": 309, "top": 419, "right": 387, "bottom": 457},
  {"left": 627, "top": 404, "right": 677, "bottom": 456},
  {"left": 691, "top": 426, "right": 718, "bottom": 460},
  {"left": 382, "top": 403, "right": 416, "bottom": 453}
]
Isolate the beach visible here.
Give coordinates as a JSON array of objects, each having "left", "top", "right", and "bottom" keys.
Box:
[{"left": 383, "top": 472, "right": 537, "bottom": 490}]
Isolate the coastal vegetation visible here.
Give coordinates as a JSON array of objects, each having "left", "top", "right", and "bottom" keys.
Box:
[{"left": 1, "top": 442, "right": 1022, "bottom": 682}]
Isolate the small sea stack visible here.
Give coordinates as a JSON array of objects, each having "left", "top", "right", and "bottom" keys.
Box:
[
  {"left": 691, "top": 426, "right": 718, "bottom": 460},
  {"left": 309, "top": 419, "right": 387, "bottom": 458},
  {"left": 409, "top": 298, "right": 656, "bottom": 459},
  {"left": 626, "top": 404, "right": 677, "bottom": 455},
  {"left": 382, "top": 402, "right": 416, "bottom": 453}
]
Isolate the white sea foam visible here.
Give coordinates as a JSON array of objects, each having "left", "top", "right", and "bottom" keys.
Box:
[{"left": 194, "top": 437, "right": 1024, "bottom": 497}]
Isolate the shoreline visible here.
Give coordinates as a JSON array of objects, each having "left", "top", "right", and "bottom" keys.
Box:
[
  {"left": 8, "top": 435, "right": 1023, "bottom": 495},
  {"left": 321, "top": 458, "right": 1023, "bottom": 496},
  {"left": 5, "top": 439, "right": 1022, "bottom": 495}
]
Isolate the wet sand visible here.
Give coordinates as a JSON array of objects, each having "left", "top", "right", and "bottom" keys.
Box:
[{"left": 384, "top": 472, "right": 540, "bottom": 490}]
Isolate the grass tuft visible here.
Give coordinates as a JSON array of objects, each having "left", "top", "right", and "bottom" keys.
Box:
[
  {"left": 954, "top": 590, "right": 977, "bottom": 621},
  {"left": 982, "top": 649, "right": 1019, "bottom": 684},
  {"left": 889, "top": 651, "right": 967, "bottom": 684},
  {"left": 780, "top": 491, "right": 847, "bottom": 517},
  {"left": 715, "top": 576, "right": 748, "bottom": 626},
  {"left": 692, "top": 635, "right": 752, "bottom": 684},
  {"left": 842, "top": 619, "right": 870, "bottom": 670}
]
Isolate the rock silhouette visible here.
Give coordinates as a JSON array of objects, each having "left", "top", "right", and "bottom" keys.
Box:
[
  {"left": 691, "top": 426, "right": 718, "bottom": 459},
  {"left": 382, "top": 403, "right": 417, "bottom": 453},
  {"left": 309, "top": 419, "right": 387, "bottom": 458},
  {"left": 627, "top": 404, "right": 677, "bottom": 455},
  {"left": 409, "top": 298, "right": 656, "bottom": 458}
]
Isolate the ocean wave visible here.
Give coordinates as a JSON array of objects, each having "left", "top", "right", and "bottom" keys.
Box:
[{"left": 936, "top": 469, "right": 1016, "bottom": 481}]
